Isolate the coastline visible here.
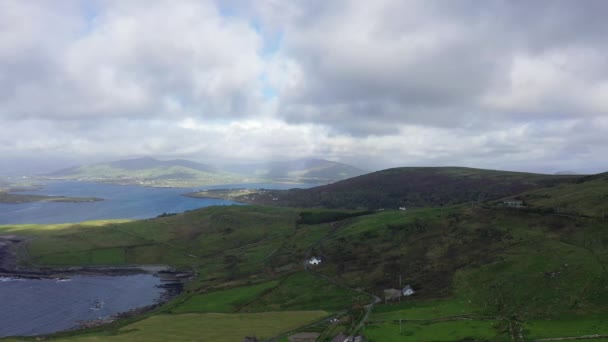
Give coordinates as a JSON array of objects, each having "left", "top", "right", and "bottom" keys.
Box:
[
  {"left": 0, "top": 191, "right": 103, "bottom": 204},
  {"left": 0, "top": 235, "right": 192, "bottom": 337}
]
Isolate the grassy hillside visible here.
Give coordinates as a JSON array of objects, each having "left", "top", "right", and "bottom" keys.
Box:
[
  {"left": 3, "top": 199, "right": 608, "bottom": 341},
  {"left": 218, "top": 167, "right": 578, "bottom": 209},
  {"left": 514, "top": 172, "right": 608, "bottom": 218}
]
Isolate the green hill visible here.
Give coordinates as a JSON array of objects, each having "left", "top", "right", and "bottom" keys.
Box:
[
  {"left": 4, "top": 168, "right": 608, "bottom": 340},
  {"left": 514, "top": 172, "right": 608, "bottom": 218},
  {"left": 3, "top": 197, "right": 608, "bottom": 341},
  {"left": 222, "top": 167, "right": 579, "bottom": 209}
]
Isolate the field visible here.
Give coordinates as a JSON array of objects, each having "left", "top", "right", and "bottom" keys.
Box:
[
  {"left": 2, "top": 178, "right": 608, "bottom": 342},
  {"left": 44, "top": 311, "right": 328, "bottom": 342},
  {"left": 171, "top": 280, "right": 280, "bottom": 313},
  {"left": 364, "top": 320, "right": 502, "bottom": 342}
]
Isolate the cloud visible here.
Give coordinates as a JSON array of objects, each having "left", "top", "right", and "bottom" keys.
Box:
[
  {"left": 263, "top": 0, "right": 608, "bottom": 134},
  {"left": 0, "top": 0, "right": 264, "bottom": 121},
  {"left": 1, "top": 0, "right": 608, "bottom": 174}
]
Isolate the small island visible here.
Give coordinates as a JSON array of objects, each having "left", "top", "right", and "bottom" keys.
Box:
[{"left": 0, "top": 191, "right": 103, "bottom": 204}]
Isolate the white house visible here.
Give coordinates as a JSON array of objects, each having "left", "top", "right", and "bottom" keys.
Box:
[
  {"left": 309, "top": 257, "right": 322, "bottom": 265},
  {"left": 402, "top": 285, "right": 415, "bottom": 296},
  {"left": 399, "top": 207, "right": 407, "bottom": 211}
]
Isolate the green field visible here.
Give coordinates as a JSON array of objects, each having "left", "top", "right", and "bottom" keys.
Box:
[
  {"left": 171, "top": 280, "right": 280, "bottom": 313},
  {"left": 51, "top": 311, "right": 328, "bottom": 342},
  {"left": 364, "top": 320, "right": 503, "bottom": 342},
  {"left": 523, "top": 315, "right": 608, "bottom": 339},
  {"left": 371, "top": 298, "right": 480, "bottom": 321}
]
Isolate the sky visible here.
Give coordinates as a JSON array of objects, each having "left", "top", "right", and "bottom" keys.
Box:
[{"left": 1, "top": 0, "right": 608, "bottom": 175}]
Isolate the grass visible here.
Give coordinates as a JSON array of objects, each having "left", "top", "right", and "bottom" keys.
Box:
[
  {"left": 364, "top": 319, "right": 503, "bottom": 342},
  {"left": 4, "top": 194, "right": 608, "bottom": 340},
  {"left": 523, "top": 314, "right": 608, "bottom": 339},
  {"left": 171, "top": 280, "right": 280, "bottom": 313},
  {"left": 371, "top": 298, "right": 480, "bottom": 321},
  {"left": 242, "top": 272, "right": 368, "bottom": 312},
  {"left": 50, "top": 311, "right": 328, "bottom": 342},
  {"left": 517, "top": 173, "right": 608, "bottom": 218}
]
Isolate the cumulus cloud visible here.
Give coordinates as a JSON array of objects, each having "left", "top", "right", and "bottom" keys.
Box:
[
  {"left": 0, "top": 0, "right": 264, "bottom": 120},
  {"left": 263, "top": 0, "right": 608, "bottom": 135},
  {"left": 1, "top": 0, "right": 607, "bottom": 174}
]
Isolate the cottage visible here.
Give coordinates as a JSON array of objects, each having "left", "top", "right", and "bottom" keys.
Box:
[
  {"left": 308, "top": 257, "right": 322, "bottom": 265},
  {"left": 402, "top": 285, "right": 415, "bottom": 296},
  {"left": 399, "top": 207, "right": 407, "bottom": 211},
  {"left": 503, "top": 200, "right": 524, "bottom": 207}
]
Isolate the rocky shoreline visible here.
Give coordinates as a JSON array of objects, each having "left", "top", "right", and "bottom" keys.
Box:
[{"left": 0, "top": 234, "right": 193, "bottom": 335}]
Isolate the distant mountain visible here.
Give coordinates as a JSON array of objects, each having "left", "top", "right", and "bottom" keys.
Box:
[
  {"left": 49, "top": 157, "right": 217, "bottom": 176},
  {"left": 46, "top": 157, "right": 257, "bottom": 187},
  {"left": 223, "top": 158, "right": 366, "bottom": 184},
  {"left": 46, "top": 157, "right": 365, "bottom": 187},
  {"left": 554, "top": 171, "right": 580, "bottom": 175},
  {"left": 227, "top": 166, "right": 580, "bottom": 209}
]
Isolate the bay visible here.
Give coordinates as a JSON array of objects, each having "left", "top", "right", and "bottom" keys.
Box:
[
  {"left": 0, "top": 181, "right": 304, "bottom": 225},
  {"left": 0, "top": 274, "right": 163, "bottom": 337}
]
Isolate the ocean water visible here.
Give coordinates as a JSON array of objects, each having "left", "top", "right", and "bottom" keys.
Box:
[
  {"left": 0, "top": 180, "right": 309, "bottom": 337},
  {"left": 0, "top": 181, "right": 304, "bottom": 225},
  {"left": 0, "top": 274, "right": 163, "bottom": 337}
]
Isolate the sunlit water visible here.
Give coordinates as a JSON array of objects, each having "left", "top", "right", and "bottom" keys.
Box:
[
  {"left": 0, "top": 274, "right": 163, "bottom": 337},
  {"left": 0, "top": 181, "right": 305, "bottom": 224}
]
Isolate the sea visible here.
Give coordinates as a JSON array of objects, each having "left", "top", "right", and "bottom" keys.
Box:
[
  {"left": 0, "top": 274, "right": 163, "bottom": 337},
  {"left": 0, "top": 180, "right": 308, "bottom": 337},
  {"left": 0, "top": 180, "right": 304, "bottom": 225}
]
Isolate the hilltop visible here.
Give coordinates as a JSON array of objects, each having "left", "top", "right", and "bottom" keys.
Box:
[
  {"left": 192, "top": 167, "right": 579, "bottom": 209},
  {"left": 45, "top": 157, "right": 364, "bottom": 187},
  {"left": 222, "top": 158, "right": 367, "bottom": 184},
  {"left": 45, "top": 157, "right": 262, "bottom": 187}
]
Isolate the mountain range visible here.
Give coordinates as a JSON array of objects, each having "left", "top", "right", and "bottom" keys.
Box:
[{"left": 45, "top": 157, "right": 366, "bottom": 187}]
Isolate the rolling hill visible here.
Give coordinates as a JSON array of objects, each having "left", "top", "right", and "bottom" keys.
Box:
[
  {"left": 208, "top": 166, "right": 580, "bottom": 209},
  {"left": 221, "top": 158, "right": 367, "bottom": 184},
  {"left": 46, "top": 157, "right": 264, "bottom": 187},
  {"left": 3, "top": 193, "right": 608, "bottom": 340},
  {"left": 515, "top": 171, "right": 608, "bottom": 218},
  {"left": 46, "top": 157, "right": 365, "bottom": 187}
]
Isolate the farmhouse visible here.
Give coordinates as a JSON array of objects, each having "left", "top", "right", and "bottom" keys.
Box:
[
  {"left": 503, "top": 200, "right": 524, "bottom": 207},
  {"left": 308, "top": 257, "right": 322, "bottom": 265},
  {"left": 402, "top": 285, "right": 415, "bottom": 296}
]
